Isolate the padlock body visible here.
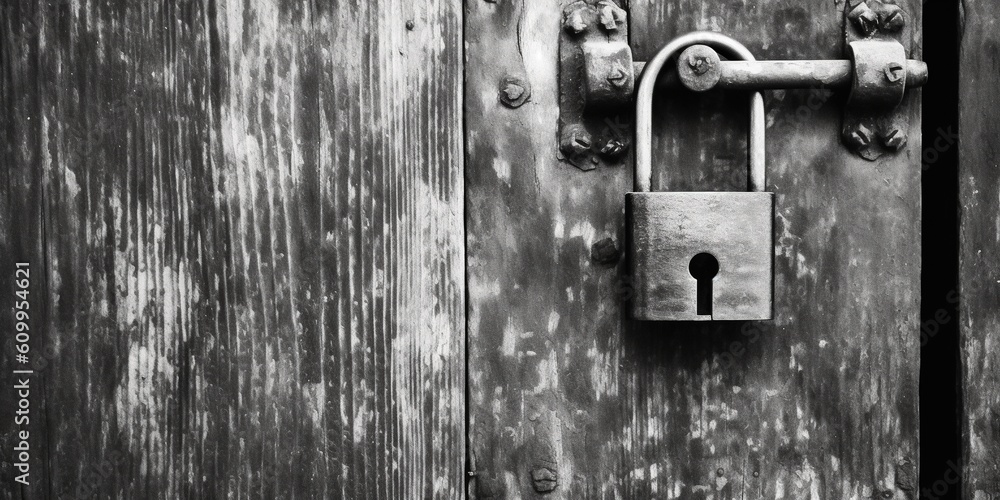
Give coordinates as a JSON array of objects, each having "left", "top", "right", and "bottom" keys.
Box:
[{"left": 627, "top": 191, "right": 774, "bottom": 321}]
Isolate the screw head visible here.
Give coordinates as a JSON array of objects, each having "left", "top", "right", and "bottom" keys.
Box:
[
  {"left": 681, "top": 45, "right": 719, "bottom": 76},
  {"left": 597, "top": 0, "right": 625, "bottom": 31},
  {"left": 677, "top": 45, "right": 721, "bottom": 92},
  {"left": 560, "top": 125, "right": 592, "bottom": 157},
  {"left": 499, "top": 76, "right": 530, "bottom": 108},
  {"left": 405, "top": 20, "right": 415, "bottom": 30},
  {"left": 599, "top": 138, "right": 627, "bottom": 159},
  {"left": 503, "top": 83, "right": 524, "bottom": 101},
  {"left": 849, "top": 4, "right": 878, "bottom": 36},
  {"left": 845, "top": 124, "right": 873, "bottom": 149},
  {"left": 591, "top": 237, "right": 620, "bottom": 264},
  {"left": 599, "top": 8, "right": 617, "bottom": 31},
  {"left": 689, "top": 55, "right": 711, "bottom": 75},
  {"left": 881, "top": 6, "right": 905, "bottom": 32},
  {"left": 563, "top": 6, "right": 589, "bottom": 34},
  {"left": 530, "top": 467, "right": 558, "bottom": 493},
  {"left": 606, "top": 64, "right": 628, "bottom": 88},
  {"left": 884, "top": 62, "right": 904, "bottom": 83},
  {"left": 881, "top": 128, "right": 907, "bottom": 150}
]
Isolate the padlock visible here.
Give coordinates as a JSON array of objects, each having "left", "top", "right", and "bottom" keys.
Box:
[{"left": 627, "top": 32, "right": 773, "bottom": 321}]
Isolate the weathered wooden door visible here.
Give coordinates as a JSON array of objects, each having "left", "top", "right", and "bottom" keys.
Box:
[
  {"left": 465, "top": 0, "right": 924, "bottom": 498},
  {"left": 1, "top": 1, "right": 465, "bottom": 498},
  {"left": 3, "top": 0, "right": 990, "bottom": 498},
  {"left": 959, "top": 0, "right": 1000, "bottom": 498}
]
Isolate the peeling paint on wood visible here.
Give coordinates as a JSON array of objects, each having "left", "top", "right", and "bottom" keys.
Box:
[
  {"left": 466, "top": 0, "right": 921, "bottom": 497},
  {"left": 959, "top": 0, "right": 1000, "bottom": 496},
  {"left": 0, "top": 0, "right": 464, "bottom": 497}
]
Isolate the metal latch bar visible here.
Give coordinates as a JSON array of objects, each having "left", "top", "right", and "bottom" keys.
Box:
[
  {"left": 555, "top": 0, "right": 925, "bottom": 164},
  {"left": 671, "top": 54, "right": 928, "bottom": 92}
]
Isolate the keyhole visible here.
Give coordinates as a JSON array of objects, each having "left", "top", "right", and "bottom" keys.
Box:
[{"left": 689, "top": 253, "right": 720, "bottom": 316}]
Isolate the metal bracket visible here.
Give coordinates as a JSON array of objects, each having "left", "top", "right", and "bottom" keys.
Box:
[
  {"left": 842, "top": 0, "right": 913, "bottom": 160},
  {"left": 558, "top": 0, "right": 634, "bottom": 171},
  {"left": 555, "top": 1, "right": 926, "bottom": 163}
]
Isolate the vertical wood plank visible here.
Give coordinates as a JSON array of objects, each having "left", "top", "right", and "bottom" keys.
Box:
[
  {"left": 466, "top": 0, "right": 922, "bottom": 497},
  {"left": 959, "top": 0, "right": 1000, "bottom": 496},
  {"left": 0, "top": 0, "right": 465, "bottom": 497},
  {"left": 0, "top": 2, "right": 52, "bottom": 496}
]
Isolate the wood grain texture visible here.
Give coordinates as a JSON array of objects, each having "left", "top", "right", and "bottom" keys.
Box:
[
  {"left": 959, "top": 0, "right": 1000, "bottom": 496},
  {"left": 0, "top": 0, "right": 464, "bottom": 498},
  {"left": 466, "top": 0, "right": 921, "bottom": 497}
]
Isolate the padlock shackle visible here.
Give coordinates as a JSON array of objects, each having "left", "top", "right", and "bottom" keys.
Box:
[{"left": 635, "top": 32, "right": 765, "bottom": 193}]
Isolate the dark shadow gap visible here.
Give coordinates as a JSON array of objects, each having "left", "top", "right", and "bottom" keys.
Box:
[{"left": 919, "top": 0, "right": 961, "bottom": 498}]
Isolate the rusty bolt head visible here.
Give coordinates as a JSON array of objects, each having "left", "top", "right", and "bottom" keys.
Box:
[
  {"left": 884, "top": 62, "right": 905, "bottom": 83},
  {"left": 591, "top": 237, "right": 620, "bottom": 264},
  {"left": 503, "top": 83, "right": 524, "bottom": 101},
  {"left": 606, "top": 64, "right": 628, "bottom": 88},
  {"left": 560, "top": 125, "right": 592, "bottom": 157},
  {"left": 848, "top": 3, "right": 878, "bottom": 36},
  {"left": 499, "top": 76, "right": 530, "bottom": 108},
  {"left": 530, "top": 467, "right": 558, "bottom": 493},
  {"left": 881, "top": 6, "right": 905, "bottom": 32},
  {"left": 682, "top": 45, "right": 721, "bottom": 76},
  {"left": 599, "top": 138, "right": 627, "bottom": 160},
  {"left": 688, "top": 54, "right": 712, "bottom": 75},
  {"left": 844, "top": 124, "right": 873, "bottom": 150},
  {"left": 598, "top": 7, "right": 617, "bottom": 31},
  {"left": 597, "top": 0, "right": 626, "bottom": 32},
  {"left": 563, "top": 5, "right": 589, "bottom": 34},
  {"left": 678, "top": 45, "right": 721, "bottom": 92},
  {"left": 881, "top": 128, "right": 907, "bottom": 150}
]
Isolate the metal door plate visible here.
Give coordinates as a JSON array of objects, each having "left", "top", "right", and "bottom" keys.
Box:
[
  {"left": 558, "top": 0, "right": 633, "bottom": 171},
  {"left": 842, "top": 0, "right": 914, "bottom": 160}
]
